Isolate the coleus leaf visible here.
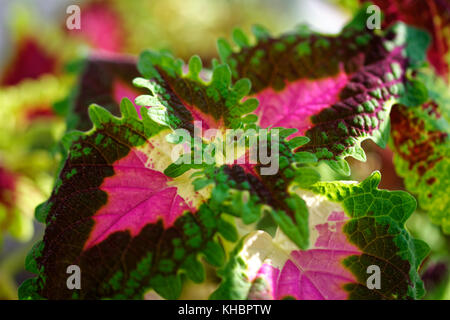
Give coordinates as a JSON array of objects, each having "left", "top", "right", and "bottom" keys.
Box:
[
  {"left": 366, "top": 0, "right": 450, "bottom": 82},
  {"left": 215, "top": 138, "right": 317, "bottom": 251},
  {"left": 211, "top": 172, "right": 429, "bottom": 300},
  {"left": 390, "top": 102, "right": 450, "bottom": 233},
  {"left": 218, "top": 19, "right": 429, "bottom": 174},
  {"left": 19, "top": 99, "right": 238, "bottom": 299},
  {"left": 66, "top": 1, "right": 125, "bottom": 52},
  {"left": 134, "top": 51, "right": 258, "bottom": 132}
]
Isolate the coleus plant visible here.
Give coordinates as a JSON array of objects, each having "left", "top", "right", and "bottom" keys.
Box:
[
  {"left": 19, "top": 6, "right": 444, "bottom": 300},
  {"left": 351, "top": 0, "right": 450, "bottom": 232}
]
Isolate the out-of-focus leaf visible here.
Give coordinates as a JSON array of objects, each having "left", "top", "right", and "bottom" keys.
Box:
[
  {"left": 65, "top": 54, "right": 146, "bottom": 131},
  {"left": 365, "top": 0, "right": 450, "bottom": 82}
]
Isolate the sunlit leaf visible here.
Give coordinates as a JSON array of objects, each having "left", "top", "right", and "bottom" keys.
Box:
[{"left": 219, "top": 18, "right": 430, "bottom": 174}]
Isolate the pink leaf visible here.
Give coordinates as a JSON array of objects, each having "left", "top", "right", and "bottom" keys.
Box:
[{"left": 85, "top": 148, "right": 193, "bottom": 249}]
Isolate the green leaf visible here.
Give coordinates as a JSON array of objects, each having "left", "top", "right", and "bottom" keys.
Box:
[{"left": 213, "top": 172, "right": 429, "bottom": 300}]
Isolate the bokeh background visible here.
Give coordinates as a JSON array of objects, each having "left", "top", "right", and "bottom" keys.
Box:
[{"left": 0, "top": 0, "right": 448, "bottom": 299}]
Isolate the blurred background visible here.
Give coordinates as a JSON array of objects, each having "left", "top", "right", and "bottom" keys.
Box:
[{"left": 0, "top": 0, "right": 448, "bottom": 299}]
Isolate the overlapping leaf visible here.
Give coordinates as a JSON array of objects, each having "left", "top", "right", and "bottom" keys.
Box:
[
  {"left": 61, "top": 54, "right": 146, "bottom": 131},
  {"left": 0, "top": 72, "right": 73, "bottom": 245},
  {"left": 218, "top": 15, "right": 430, "bottom": 174},
  {"left": 387, "top": 67, "right": 450, "bottom": 233},
  {"left": 66, "top": 1, "right": 125, "bottom": 53},
  {"left": 19, "top": 52, "right": 281, "bottom": 299},
  {"left": 390, "top": 100, "right": 450, "bottom": 233},
  {"left": 366, "top": 0, "right": 450, "bottom": 82},
  {"left": 212, "top": 172, "right": 429, "bottom": 300}
]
